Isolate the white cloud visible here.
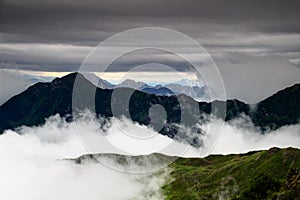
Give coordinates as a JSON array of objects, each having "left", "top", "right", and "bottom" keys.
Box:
[
  {"left": 289, "top": 58, "right": 300, "bottom": 67},
  {"left": 0, "top": 112, "right": 299, "bottom": 199},
  {"left": 0, "top": 115, "right": 169, "bottom": 200},
  {"left": 202, "top": 117, "right": 300, "bottom": 156}
]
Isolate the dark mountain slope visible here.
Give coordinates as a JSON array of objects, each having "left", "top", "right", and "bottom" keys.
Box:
[
  {"left": 251, "top": 83, "right": 300, "bottom": 131},
  {"left": 0, "top": 73, "right": 299, "bottom": 139},
  {"left": 0, "top": 74, "right": 75, "bottom": 132}
]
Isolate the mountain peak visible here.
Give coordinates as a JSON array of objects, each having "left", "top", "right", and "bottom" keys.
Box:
[
  {"left": 116, "top": 79, "right": 147, "bottom": 90},
  {"left": 52, "top": 72, "right": 81, "bottom": 82}
]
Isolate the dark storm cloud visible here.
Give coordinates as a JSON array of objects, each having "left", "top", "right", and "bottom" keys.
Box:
[
  {"left": 0, "top": 43, "right": 200, "bottom": 72},
  {"left": 1, "top": 0, "right": 300, "bottom": 45},
  {"left": 97, "top": 49, "right": 197, "bottom": 72},
  {"left": 2, "top": 0, "right": 300, "bottom": 23}
]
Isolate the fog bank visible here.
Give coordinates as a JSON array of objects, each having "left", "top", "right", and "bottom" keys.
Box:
[{"left": 0, "top": 113, "right": 299, "bottom": 199}]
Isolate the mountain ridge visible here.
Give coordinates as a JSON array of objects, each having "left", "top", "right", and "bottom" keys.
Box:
[
  {"left": 74, "top": 73, "right": 209, "bottom": 101},
  {"left": 0, "top": 72, "right": 299, "bottom": 143}
]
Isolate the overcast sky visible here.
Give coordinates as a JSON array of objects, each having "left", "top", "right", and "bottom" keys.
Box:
[{"left": 0, "top": 0, "right": 300, "bottom": 103}]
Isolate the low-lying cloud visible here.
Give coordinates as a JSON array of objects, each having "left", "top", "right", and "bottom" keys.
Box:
[
  {"left": 0, "top": 112, "right": 299, "bottom": 199},
  {"left": 0, "top": 115, "right": 169, "bottom": 200},
  {"left": 202, "top": 117, "right": 300, "bottom": 156}
]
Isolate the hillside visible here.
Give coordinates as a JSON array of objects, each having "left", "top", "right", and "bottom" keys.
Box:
[
  {"left": 163, "top": 147, "right": 300, "bottom": 199},
  {"left": 71, "top": 147, "right": 300, "bottom": 200}
]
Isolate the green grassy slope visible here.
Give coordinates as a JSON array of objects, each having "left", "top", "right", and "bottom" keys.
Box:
[{"left": 163, "top": 147, "right": 300, "bottom": 200}]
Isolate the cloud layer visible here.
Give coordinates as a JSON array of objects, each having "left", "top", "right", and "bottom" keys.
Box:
[
  {"left": 0, "top": 112, "right": 299, "bottom": 199},
  {"left": 0, "top": 115, "right": 168, "bottom": 200}
]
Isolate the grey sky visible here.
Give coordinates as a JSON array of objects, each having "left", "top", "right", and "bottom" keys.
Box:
[{"left": 0, "top": 0, "right": 300, "bottom": 103}]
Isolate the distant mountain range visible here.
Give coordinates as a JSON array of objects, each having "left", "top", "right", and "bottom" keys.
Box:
[
  {"left": 72, "top": 147, "right": 300, "bottom": 200},
  {"left": 0, "top": 73, "right": 299, "bottom": 146},
  {"left": 83, "top": 73, "right": 209, "bottom": 101}
]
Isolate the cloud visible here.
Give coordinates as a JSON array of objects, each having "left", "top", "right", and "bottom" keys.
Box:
[
  {"left": 0, "top": 69, "right": 57, "bottom": 105},
  {"left": 0, "top": 111, "right": 299, "bottom": 199},
  {"left": 213, "top": 52, "right": 300, "bottom": 103},
  {"left": 1, "top": 0, "right": 300, "bottom": 44},
  {"left": 0, "top": 115, "right": 169, "bottom": 200},
  {"left": 0, "top": 43, "right": 92, "bottom": 71},
  {"left": 289, "top": 58, "right": 300, "bottom": 68},
  {"left": 202, "top": 117, "right": 300, "bottom": 156},
  {"left": 0, "top": 70, "right": 35, "bottom": 105},
  {"left": 1, "top": 0, "right": 300, "bottom": 48}
]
